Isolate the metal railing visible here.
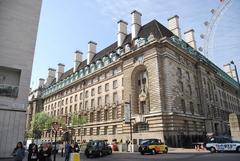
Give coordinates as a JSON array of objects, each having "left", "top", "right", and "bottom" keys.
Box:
[{"left": 0, "top": 84, "right": 19, "bottom": 97}]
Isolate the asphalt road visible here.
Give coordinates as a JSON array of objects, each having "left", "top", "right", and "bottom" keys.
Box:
[
  {"left": 3, "top": 152, "right": 239, "bottom": 161},
  {"left": 59, "top": 152, "right": 240, "bottom": 161}
]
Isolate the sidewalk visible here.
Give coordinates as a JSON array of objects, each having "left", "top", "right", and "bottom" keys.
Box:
[{"left": 168, "top": 148, "right": 209, "bottom": 153}]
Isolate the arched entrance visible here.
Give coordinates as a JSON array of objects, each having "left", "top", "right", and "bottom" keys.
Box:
[{"left": 131, "top": 65, "right": 150, "bottom": 115}]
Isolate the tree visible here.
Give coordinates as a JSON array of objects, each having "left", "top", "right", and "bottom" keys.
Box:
[{"left": 26, "top": 112, "right": 64, "bottom": 139}]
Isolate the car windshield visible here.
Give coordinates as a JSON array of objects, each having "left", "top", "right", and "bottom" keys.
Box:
[
  {"left": 140, "top": 140, "right": 151, "bottom": 145},
  {"left": 87, "top": 141, "right": 98, "bottom": 147}
]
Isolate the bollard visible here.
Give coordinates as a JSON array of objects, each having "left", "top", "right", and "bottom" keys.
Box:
[{"left": 70, "top": 152, "right": 80, "bottom": 161}]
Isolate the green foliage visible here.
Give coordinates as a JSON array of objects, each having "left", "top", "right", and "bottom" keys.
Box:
[
  {"left": 31, "top": 112, "right": 52, "bottom": 130},
  {"left": 70, "top": 113, "right": 87, "bottom": 127}
]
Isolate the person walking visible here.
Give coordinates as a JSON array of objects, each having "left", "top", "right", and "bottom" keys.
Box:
[
  {"left": 39, "top": 143, "right": 52, "bottom": 161},
  {"left": 64, "top": 142, "right": 71, "bottom": 161},
  {"left": 28, "top": 144, "right": 38, "bottom": 161},
  {"left": 73, "top": 142, "right": 80, "bottom": 153},
  {"left": 12, "top": 142, "right": 25, "bottom": 161}
]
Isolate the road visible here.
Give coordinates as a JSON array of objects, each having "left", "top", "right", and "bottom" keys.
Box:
[
  {"left": 2, "top": 151, "right": 239, "bottom": 161},
  {"left": 62, "top": 152, "right": 239, "bottom": 161}
]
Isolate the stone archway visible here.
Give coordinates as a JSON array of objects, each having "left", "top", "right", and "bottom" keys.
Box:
[
  {"left": 229, "top": 113, "right": 240, "bottom": 140},
  {"left": 130, "top": 65, "right": 150, "bottom": 115}
]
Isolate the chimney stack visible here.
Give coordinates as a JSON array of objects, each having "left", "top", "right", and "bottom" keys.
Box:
[
  {"left": 184, "top": 29, "right": 197, "bottom": 49},
  {"left": 87, "top": 41, "right": 97, "bottom": 64},
  {"left": 74, "top": 50, "right": 82, "bottom": 72},
  {"left": 38, "top": 78, "right": 45, "bottom": 88},
  {"left": 57, "top": 63, "right": 65, "bottom": 81},
  {"left": 168, "top": 15, "right": 181, "bottom": 38},
  {"left": 117, "top": 20, "right": 128, "bottom": 47},
  {"left": 45, "top": 68, "right": 56, "bottom": 87},
  {"left": 131, "top": 10, "right": 142, "bottom": 40}
]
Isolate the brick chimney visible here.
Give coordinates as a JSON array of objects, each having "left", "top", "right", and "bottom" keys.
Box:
[{"left": 38, "top": 78, "right": 45, "bottom": 88}]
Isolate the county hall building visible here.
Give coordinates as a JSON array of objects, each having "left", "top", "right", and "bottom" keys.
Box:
[{"left": 27, "top": 10, "right": 240, "bottom": 148}]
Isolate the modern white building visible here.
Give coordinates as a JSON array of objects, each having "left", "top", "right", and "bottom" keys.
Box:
[{"left": 0, "top": 0, "right": 42, "bottom": 158}]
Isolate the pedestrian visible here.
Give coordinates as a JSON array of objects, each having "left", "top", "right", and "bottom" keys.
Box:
[
  {"left": 12, "top": 141, "right": 25, "bottom": 161},
  {"left": 73, "top": 142, "right": 80, "bottom": 153},
  {"left": 64, "top": 142, "right": 71, "bottom": 161},
  {"left": 28, "top": 144, "right": 38, "bottom": 161},
  {"left": 28, "top": 141, "right": 35, "bottom": 161},
  {"left": 39, "top": 143, "right": 52, "bottom": 161},
  {"left": 60, "top": 142, "right": 64, "bottom": 157}
]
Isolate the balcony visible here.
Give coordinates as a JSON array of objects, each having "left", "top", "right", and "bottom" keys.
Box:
[{"left": 0, "top": 84, "right": 19, "bottom": 97}]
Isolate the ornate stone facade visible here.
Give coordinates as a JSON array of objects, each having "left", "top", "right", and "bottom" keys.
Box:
[{"left": 38, "top": 11, "right": 240, "bottom": 147}]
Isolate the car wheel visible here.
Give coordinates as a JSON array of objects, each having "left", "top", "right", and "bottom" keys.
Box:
[
  {"left": 141, "top": 151, "right": 145, "bottom": 155},
  {"left": 108, "top": 149, "right": 112, "bottom": 155},
  {"left": 151, "top": 149, "right": 156, "bottom": 155},
  {"left": 236, "top": 146, "right": 240, "bottom": 153},
  {"left": 163, "top": 147, "right": 168, "bottom": 154},
  {"left": 86, "top": 154, "right": 90, "bottom": 158},
  {"left": 210, "top": 147, "right": 216, "bottom": 153}
]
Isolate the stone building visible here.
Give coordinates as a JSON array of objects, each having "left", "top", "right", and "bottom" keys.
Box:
[
  {"left": 39, "top": 10, "right": 240, "bottom": 147},
  {"left": 0, "top": 0, "right": 42, "bottom": 158}
]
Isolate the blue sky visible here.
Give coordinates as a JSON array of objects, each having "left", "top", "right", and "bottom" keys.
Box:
[{"left": 31, "top": 0, "right": 240, "bottom": 89}]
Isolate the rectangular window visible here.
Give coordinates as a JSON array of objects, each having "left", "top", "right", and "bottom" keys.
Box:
[
  {"left": 97, "top": 111, "right": 101, "bottom": 122},
  {"left": 113, "top": 92, "right": 118, "bottom": 104},
  {"left": 112, "top": 107, "right": 117, "bottom": 120},
  {"left": 65, "top": 98, "right": 68, "bottom": 104},
  {"left": 91, "top": 88, "right": 95, "bottom": 96},
  {"left": 97, "top": 97, "right": 102, "bottom": 106},
  {"left": 70, "top": 96, "right": 73, "bottom": 103},
  {"left": 112, "top": 125, "right": 117, "bottom": 135},
  {"left": 104, "top": 109, "right": 108, "bottom": 121},
  {"left": 0, "top": 66, "right": 21, "bottom": 98},
  {"left": 105, "top": 83, "right": 109, "bottom": 92},
  {"left": 104, "top": 126, "right": 108, "bottom": 135},
  {"left": 105, "top": 95, "right": 110, "bottom": 104},
  {"left": 74, "top": 104, "right": 77, "bottom": 112},
  {"left": 91, "top": 99, "right": 95, "bottom": 107},
  {"left": 97, "top": 127, "right": 100, "bottom": 135},
  {"left": 80, "top": 93, "right": 83, "bottom": 100},
  {"left": 98, "top": 86, "right": 102, "bottom": 94},
  {"left": 85, "top": 91, "right": 89, "bottom": 98},
  {"left": 84, "top": 128, "right": 87, "bottom": 136},
  {"left": 186, "top": 71, "right": 190, "bottom": 80},
  {"left": 79, "top": 102, "right": 82, "bottom": 110},
  {"left": 85, "top": 101, "right": 88, "bottom": 110},
  {"left": 113, "top": 80, "right": 118, "bottom": 89},
  {"left": 177, "top": 68, "right": 182, "bottom": 78},
  {"left": 90, "top": 128, "right": 93, "bottom": 135},
  {"left": 75, "top": 95, "right": 78, "bottom": 101}
]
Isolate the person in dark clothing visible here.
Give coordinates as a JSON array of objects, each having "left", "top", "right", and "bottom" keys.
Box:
[
  {"left": 39, "top": 143, "right": 52, "bottom": 161},
  {"left": 28, "top": 144, "right": 38, "bottom": 161},
  {"left": 64, "top": 142, "right": 71, "bottom": 161},
  {"left": 73, "top": 142, "right": 80, "bottom": 153},
  {"left": 12, "top": 142, "right": 25, "bottom": 161}
]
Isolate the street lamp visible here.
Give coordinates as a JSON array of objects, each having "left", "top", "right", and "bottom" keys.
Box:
[
  {"left": 52, "top": 122, "right": 60, "bottom": 161},
  {"left": 230, "top": 61, "right": 240, "bottom": 107},
  {"left": 230, "top": 61, "right": 240, "bottom": 86}
]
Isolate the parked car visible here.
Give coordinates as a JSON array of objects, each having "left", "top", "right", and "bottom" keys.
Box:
[
  {"left": 138, "top": 139, "right": 168, "bottom": 155},
  {"left": 85, "top": 140, "right": 112, "bottom": 158},
  {"left": 206, "top": 136, "right": 240, "bottom": 153}
]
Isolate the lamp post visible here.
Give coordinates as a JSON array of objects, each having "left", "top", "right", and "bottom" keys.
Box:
[
  {"left": 230, "top": 61, "right": 240, "bottom": 86},
  {"left": 52, "top": 122, "right": 60, "bottom": 161},
  {"left": 230, "top": 61, "right": 240, "bottom": 107}
]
